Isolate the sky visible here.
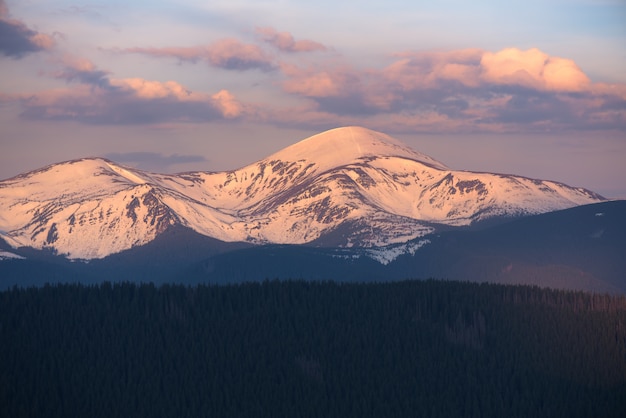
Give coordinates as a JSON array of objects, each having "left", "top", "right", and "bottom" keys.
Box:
[{"left": 1, "top": 0, "right": 625, "bottom": 198}]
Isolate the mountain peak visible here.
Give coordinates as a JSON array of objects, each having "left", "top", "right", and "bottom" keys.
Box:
[
  {"left": 0, "top": 127, "right": 606, "bottom": 259},
  {"left": 3, "top": 157, "right": 153, "bottom": 190},
  {"left": 265, "top": 126, "right": 448, "bottom": 171}
]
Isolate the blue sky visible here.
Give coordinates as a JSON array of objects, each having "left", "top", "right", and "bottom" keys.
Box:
[{"left": 1, "top": 0, "right": 625, "bottom": 197}]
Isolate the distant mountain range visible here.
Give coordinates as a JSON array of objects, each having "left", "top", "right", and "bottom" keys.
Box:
[
  {"left": 0, "top": 127, "right": 604, "bottom": 258},
  {"left": 1, "top": 126, "right": 622, "bottom": 292}
]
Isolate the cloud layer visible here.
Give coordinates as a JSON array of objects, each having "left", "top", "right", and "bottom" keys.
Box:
[
  {"left": 12, "top": 45, "right": 626, "bottom": 134},
  {"left": 275, "top": 47, "right": 625, "bottom": 133},
  {"left": 0, "top": 0, "right": 623, "bottom": 136},
  {"left": 16, "top": 56, "right": 247, "bottom": 124}
]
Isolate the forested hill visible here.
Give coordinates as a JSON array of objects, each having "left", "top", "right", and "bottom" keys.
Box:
[{"left": 1, "top": 280, "right": 625, "bottom": 417}]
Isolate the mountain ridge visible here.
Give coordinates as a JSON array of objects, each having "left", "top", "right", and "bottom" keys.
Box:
[
  {"left": 1, "top": 200, "right": 624, "bottom": 293},
  {"left": 0, "top": 126, "right": 605, "bottom": 259}
]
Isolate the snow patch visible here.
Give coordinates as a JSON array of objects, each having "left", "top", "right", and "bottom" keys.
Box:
[
  {"left": 105, "top": 161, "right": 149, "bottom": 185},
  {"left": 365, "top": 239, "right": 431, "bottom": 265},
  {"left": 331, "top": 252, "right": 361, "bottom": 260},
  {"left": 0, "top": 251, "right": 25, "bottom": 260},
  {"left": 590, "top": 229, "right": 604, "bottom": 238}
]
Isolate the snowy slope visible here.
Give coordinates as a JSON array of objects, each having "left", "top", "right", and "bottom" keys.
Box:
[{"left": 0, "top": 126, "right": 605, "bottom": 259}]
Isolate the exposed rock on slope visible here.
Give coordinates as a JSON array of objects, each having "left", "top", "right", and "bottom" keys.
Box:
[{"left": 0, "top": 127, "right": 604, "bottom": 259}]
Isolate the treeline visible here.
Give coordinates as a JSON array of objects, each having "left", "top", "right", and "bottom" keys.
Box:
[{"left": 1, "top": 280, "right": 625, "bottom": 417}]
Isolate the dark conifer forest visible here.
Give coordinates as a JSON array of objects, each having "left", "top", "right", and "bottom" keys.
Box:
[{"left": 1, "top": 280, "right": 625, "bottom": 417}]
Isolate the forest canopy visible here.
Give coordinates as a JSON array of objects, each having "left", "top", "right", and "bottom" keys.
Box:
[{"left": 1, "top": 279, "right": 625, "bottom": 417}]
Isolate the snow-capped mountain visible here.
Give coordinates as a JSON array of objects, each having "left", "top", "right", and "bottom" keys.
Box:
[{"left": 0, "top": 126, "right": 604, "bottom": 259}]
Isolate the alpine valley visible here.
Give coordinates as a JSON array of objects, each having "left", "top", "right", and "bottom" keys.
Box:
[{"left": 1, "top": 127, "right": 624, "bottom": 292}]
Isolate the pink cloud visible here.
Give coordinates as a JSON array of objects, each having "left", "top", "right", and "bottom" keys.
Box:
[
  {"left": 384, "top": 49, "right": 484, "bottom": 90},
  {"left": 381, "top": 48, "right": 591, "bottom": 93},
  {"left": 61, "top": 55, "right": 98, "bottom": 72},
  {"left": 49, "top": 55, "right": 111, "bottom": 87},
  {"left": 122, "top": 39, "right": 275, "bottom": 71},
  {"left": 109, "top": 78, "right": 192, "bottom": 100},
  {"left": 480, "top": 48, "right": 590, "bottom": 92},
  {"left": 273, "top": 47, "right": 625, "bottom": 133},
  {"left": 255, "top": 27, "right": 327, "bottom": 53},
  {"left": 206, "top": 39, "right": 274, "bottom": 70},
  {"left": 280, "top": 64, "right": 358, "bottom": 97},
  {"left": 0, "top": 0, "right": 55, "bottom": 58},
  {"left": 123, "top": 46, "right": 205, "bottom": 62},
  {"left": 7, "top": 32, "right": 625, "bottom": 135},
  {"left": 17, "top": 59, "right": 248, "bottom": 123},
  {"left": 211, "top": 90, "right": 243, "bottom": 118}
]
